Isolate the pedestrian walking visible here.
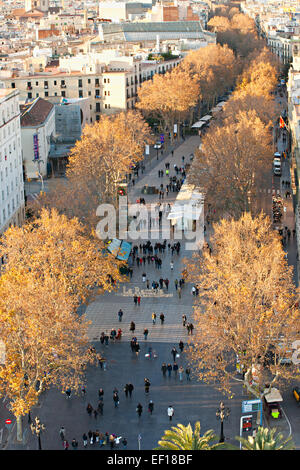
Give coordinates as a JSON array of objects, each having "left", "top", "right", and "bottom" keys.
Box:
[
  {"left": 118, "top": 309, "right": 123, "bottom": 322},
  {"left": 148, "top": 400, "right": 154, "bottom": 415},
  {"left": 178, "top": 286, "right": 182, "bottom": 299},
  {"left": 86, "top": 403, "right": 93, "bottom": 416},
  {"left": 144, "top": 377, "right": 151, "bottom": 393},
  {"left": 160, "top": 313, "right": 165, "bottom": 324},
  {"left": 130, "top": 321, "right": 135, "bottom": 333},
  {"left": 144, "top": 328, "right": 149, "bottom": 340},
  {"left": 136, "top": 403, "right": 143, "bottom": 417},
  {"left": 173, "top": 362, "right": 179, "bottom": 376},
  {"left": 167, "top": 406, "right": 174, "bottom": 421},
  {"left": 167, "top": 363, "right": 172, "bottom": 377},
  {"left": 179, "top": 366, "right": 184, "bottom": 381},
  {"left": 82, "top": 433, "right": 88, "bottom": 448},
  {"left": 128, "top": 383, "right": 134, "bottom": 397},
  {"left": 93, "top": 409, "right": 98, "bottom": 419},
  {"left": 171, "top": 347, "right": 177, "bottom": 362},
  {"left": 152, "top": 312, "right": 156, "bottom": 324},
  {"left": 182, "top": 314, "right": 187, "bottom": 327},
  {"left": 98, "top": 388, "right": 104, "bottom": 401},
  {"left": 113, "top": 392, "right": 119, "bottom": 408},
  {"left": 122, "top": 437, "right": 128, "bottom": 449},
  {"left": 65, "top": 388, "right": 71, "bottom": 399},
  {"left": 134, "top": 295, "right": 138, "bottom": 305},
  {"left": 88, "top": 430, "right": 93, "bottom": 444},
  {"left": 174, "top": 279, "right": 178, "bottom": 290},
  {"left": 63, "top": 439, "right": 69, "bottom": 450},
  {"left": 179, "top": 340, "right": 184, "bottom": 353},
  {"left": 71, "top": 438, "right": 78, "bottom": 450},
  {"left": 170, "top": 260, "right": 174, "bottom": 270},
  {"left": 189, "top": 323, "right": 194, "bottom": 335},
  {"left": 59, "top": 426, "right": 65, "bottom": 440},
  {"left": 186, "top": 367, "right": 191, "bottom": 381},
  {"left": 97, "top": 401, "right": 104, "bottom": 415},
  {"left": 81, "top": 385, "right": 86, "bottom": 396},
  {"left": 135, "top": 341, "right": 140, "bottom": 355},
  {"left": 137, "top": 296, "right": 141, "bottom": 306},
  {"left": 124, "top": 383, "right": 129, "bottom": 397},
  {"left": 161, "top": 362, "right": 167, "bottom": 377}
]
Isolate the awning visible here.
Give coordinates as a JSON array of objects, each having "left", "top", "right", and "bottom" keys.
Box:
[
  {"left": 107, "top": 238, "right": 132, "bottom": 261},
  {"left": 216, "top": 101, "right": 226, "bottom": 108},
  {"left": 200, "top": 114, "right": 212, "bottom": 122},
  {"left": 191, "top": 120, "right": 206, "bottom": 129},
  {"left": 264, "top": 387, "right": 283, "bottom": 403}
]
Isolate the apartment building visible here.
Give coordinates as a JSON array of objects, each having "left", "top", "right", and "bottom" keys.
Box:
[
  {"left": 20, "top": 97, "right": 55, "bottom": 179},
  {"left": 1, "top": 52, "right": 182, "bottom": 121},
  {"left": 0, "top": 88, "right": 25, "bottom": 235}
]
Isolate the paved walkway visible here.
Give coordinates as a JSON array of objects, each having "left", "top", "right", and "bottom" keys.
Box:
[{"left": 86, "top": 136, "right": 201, "bottom": 343}]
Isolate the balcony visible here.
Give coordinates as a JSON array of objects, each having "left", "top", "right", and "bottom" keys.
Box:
[{"left": 60, "top": 84, "right": 66, "bottom": 88}]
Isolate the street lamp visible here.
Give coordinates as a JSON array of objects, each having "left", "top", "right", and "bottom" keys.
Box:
[
  {"left": 216, "top": 402, "right": 230, "bottom": 443},
  {"left": 30, "top": 416, "right": 46, "bottom": 450}
]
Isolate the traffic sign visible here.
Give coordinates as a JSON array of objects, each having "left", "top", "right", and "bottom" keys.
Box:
[
  {"left": 5, "top": 419, "right": 13, "bottom": 431},
  {"left": 160, "top": 134, "right": 164, "bottom": 143}
]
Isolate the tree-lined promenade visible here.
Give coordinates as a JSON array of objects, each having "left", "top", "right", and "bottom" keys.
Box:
[{"left": 0, "top": 1, "right": 296, "bottom": 451}]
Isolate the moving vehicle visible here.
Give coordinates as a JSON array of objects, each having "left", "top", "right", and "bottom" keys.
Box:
[
  {"left": 154, "top": 141, "right": 163, "bottom": 149},
  {"left": 273, "top": 154, "right": 281, "bottom": 176}
]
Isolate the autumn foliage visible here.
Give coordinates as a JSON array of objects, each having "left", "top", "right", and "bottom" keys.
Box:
[
  {"left": 0, "top": 209, "right": 124, "bottom": 435},
  {"left": 184, "top": 213, "right": 300, "bottom": 397}
]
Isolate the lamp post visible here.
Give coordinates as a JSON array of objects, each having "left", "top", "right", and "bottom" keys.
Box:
[
  {"left": 216, "top": 402, "right": 230, "bottom": 443},
  {"left": 30, "top": 416, "right": 45, "bottom": 450}
]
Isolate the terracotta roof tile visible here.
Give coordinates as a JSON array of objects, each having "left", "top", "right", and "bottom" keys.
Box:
[{"left": 20, "top": 98, "right": 54, "bottom": 127}]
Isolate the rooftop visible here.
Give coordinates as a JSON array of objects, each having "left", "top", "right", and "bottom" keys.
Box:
[{"left": 20, "top": 97, "right": 54, "bottom": 127}]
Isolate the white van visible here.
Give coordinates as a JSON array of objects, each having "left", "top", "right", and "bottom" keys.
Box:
[{"left": 273, "top": 153, "right": 281, "bottom": 176}]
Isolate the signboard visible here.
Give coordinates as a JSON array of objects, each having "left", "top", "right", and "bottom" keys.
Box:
[
  {"left": 242, "top": 399, "right": 261, "bottom": 413},
  {"left": 160, "top": 133, "right": 164, "bottom": 143},
  {"left": 173, "top": 124, "right": 177, "bottom": 134},
  {"left": 33, "top": 134, "right": 39, "bottom": 161},
  {"left": 145, "top": 145, "right": 149, "bottom": 155}
]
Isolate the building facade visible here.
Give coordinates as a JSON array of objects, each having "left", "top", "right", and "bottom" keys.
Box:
[{"left": 0, "top": 88, "right": 25, "bottom": 234}]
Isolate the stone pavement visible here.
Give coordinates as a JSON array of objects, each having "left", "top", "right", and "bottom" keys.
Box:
[{"left": 86, "top": 135, "right": 201, "bottom": 343}]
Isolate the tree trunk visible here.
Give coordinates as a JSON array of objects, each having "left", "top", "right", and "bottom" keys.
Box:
[{"left": 16, "top": 415, "right": 23, "bottom": 442}]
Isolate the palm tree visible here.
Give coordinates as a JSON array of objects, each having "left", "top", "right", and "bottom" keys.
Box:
[
  {"left": 154, "top": 421, "right": 226, "bottom": 450},
  {"left": 236, "top": 426, "right": 295, "bottom": 450}
]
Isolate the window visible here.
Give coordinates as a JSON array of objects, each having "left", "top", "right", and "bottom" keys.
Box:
[
  {"left": 96, "top": 103, "right": 100, "bottom": 112},
  {"left": 54, "top": 80, "right": 57, "bottom": 85},
  {"left": 36, "top": 81, "right": 39, "bottom": 86},
  {"left": 96, "top": 115, "right": 100, "bottom": 121},
  {"left": 79, "top": 90, "right": 83, "bottom": 98},
  {"left": 95, "top": 89, "right": 100, "bottom": 97},
  {"left": 104, "top": 78, "right": 106, "bottom": 83},
  {"left": 61, "top": 91, "right": 66, "bottom": 97},
  {"left": 28, "top": 92, "right": 32, "bottom": 99},
  {"left": 88, "top": 91, "right": 91, "bottom": 96},
  {"left": 12, "top": 82, "right": 15, "bottom": 88},
  {"left": 78, "top": 79, "right": 82, "bottom": 88},
  {"left": 45, "top": 91, "right": 49, "bottom": 97},
  {"left": 44, "top": 81, "right": 48, "bottom": 89},
  {"left": 88, "top": 78, "right": 91, "bottom": 84},
  {"left": 95, "top": 78, "right": 99, "bottom": 86}
]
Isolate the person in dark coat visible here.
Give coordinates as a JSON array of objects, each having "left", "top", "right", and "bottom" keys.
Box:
[
  {"left": 128, "top": 383, "right": 134, "bottom": 397},
  {"left": 136, "top": 403, "right": 143, "bottom": 417},
  {"left": 144, "top": 378, "right": 151, "bottom": 394},
  {"left": 86, "top": 403, "right": 93, "bottom": 416},
  {"left": 161, "top": 363, "right": 167, "bottom": 377},
  {"left": 148, "top": 400, "right": 154, "bottom": 415}
]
